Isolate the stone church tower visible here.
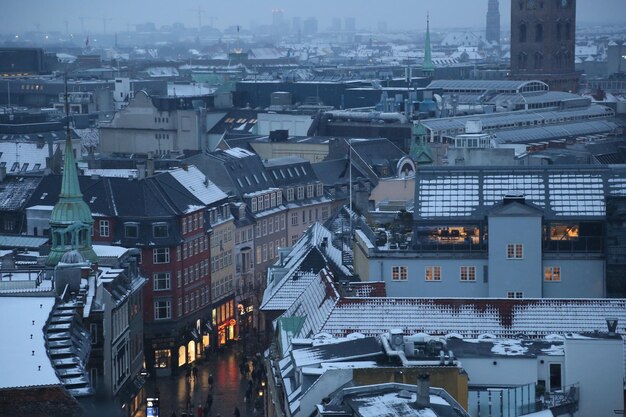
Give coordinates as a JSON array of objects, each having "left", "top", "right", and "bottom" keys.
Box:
[{"left": 510, "top": 0, "right": 579, "bottom": 92}]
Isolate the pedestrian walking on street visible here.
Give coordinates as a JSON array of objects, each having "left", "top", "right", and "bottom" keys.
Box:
[
  {"left": 197, "top": 403, "right": 203, "bottom": 417},
  {"left": 192, "top": 365, "right": 198, "bottom": 380},
  {"left": 208, "top": 373, "right": 214, "bottom": 390},
  {"left": 233, "top": 407, "right": 241, "bottom": 417},
  {"left": 205, "top": 392, "right": 213, "bottom": 411}
]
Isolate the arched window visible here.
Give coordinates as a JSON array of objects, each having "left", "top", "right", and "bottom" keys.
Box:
[
  {"left": 535, "top": 23, "right": 543, "bottom": 42},
  {"left": 534, "top": 52, "right": 544, "bottom": 69},
  {"left": 518, "top": 53, "right": 528, "bottom": 70},
  {"left": 519, "top": 23, "right": 527, "bottom": 43}
]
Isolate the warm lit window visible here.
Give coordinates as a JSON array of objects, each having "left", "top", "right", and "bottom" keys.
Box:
[
  {"left": 460, "top": 266, "right": 476, "bottom": 281},
  {"left": 545, "top": 266, "right": 561, "bottom": 282},
  {"left": 506, "top": 244, "right": 523, "bottom": 259},
  {"left": 392, "top": 266, "right": 408, "bottom": 281},
  {"left": 425, "top": 266, "right": 441, "bottom": 281}
]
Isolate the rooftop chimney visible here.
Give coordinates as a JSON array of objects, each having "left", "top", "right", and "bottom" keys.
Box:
[
  {"left": 137, "top": 163, "right": 147, "bottom": 180},
  {"left": 606, "top": 318, "right": 618, "bottom": 336},
  {"left": 146, "top": 152, "right": 155, "bottom": 177},
  {"left": 416, "top": 373, "right": 430, "bottom": 409}
]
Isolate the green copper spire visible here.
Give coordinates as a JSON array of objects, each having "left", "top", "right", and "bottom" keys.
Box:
[
  {"left": 422, "top": 13, "right": 435, "bottom": 76},
  {"left": 46, "top": 78, "right": 97, "bottom": 267}
]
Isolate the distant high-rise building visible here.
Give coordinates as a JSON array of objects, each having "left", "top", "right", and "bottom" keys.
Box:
[
  {"left": 345, "top": 17, "right": 356, "bottom": 33},
  {"left": 510, "top": 0, "right": 579, "bottom": 92},
  {"left": 272, "top": 8, "right": 285, "bottom": 36},
  {"left": 303, "top": 17, "right": 318, "bottom": 36},
  {"left": 292, "top": 16, "right": 302, "bottom": 34},
  {"left": 486, "top": 0, "right": 500, "bottom": 43},
  {"left": 331, "top": 17, "right": 342, "bottom": 32}
]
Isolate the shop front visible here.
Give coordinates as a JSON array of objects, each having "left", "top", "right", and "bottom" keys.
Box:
[
  {"left": 147, "top": 317, "right": 213, "bottom": 376},
  {"left": 212, "top": 298, "right": 236, "bottom": 348}
]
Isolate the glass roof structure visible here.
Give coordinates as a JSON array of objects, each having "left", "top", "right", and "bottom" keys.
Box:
[
  {"left": 428, "top": 79, "right": 549, "bottom": 94},
  {"left": 415, "top": 166, "right": 626, "bottom": 220}
]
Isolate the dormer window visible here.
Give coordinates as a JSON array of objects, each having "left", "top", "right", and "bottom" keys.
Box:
[
  {"left": 124, "top": 222, "right": 139, "bottom": 239},
  {"left": 287, "top": 188, "right": 294, "bottom": 201},
  {"left": 316, "top": 183, "right": 324, "bottom": 197},
  {"left": 153, "top": 222, "right": 169, "bottom": 238}
]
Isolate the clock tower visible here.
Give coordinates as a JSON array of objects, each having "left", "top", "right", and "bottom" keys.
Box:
[{"left": 510, "top": 0, "right": 578, "bottom": 92}]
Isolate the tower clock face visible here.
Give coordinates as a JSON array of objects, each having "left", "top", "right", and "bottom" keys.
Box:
[{"left": 560, "top": 0, "right": 569, "bottom": 7}]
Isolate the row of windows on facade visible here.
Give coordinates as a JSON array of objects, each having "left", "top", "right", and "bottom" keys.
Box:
[
  {"left": 211, "top": 227, "right": 232, "bottom": 250},
  {"left": 0, "top": 161, "right": 42, "bottom": 172},
  {"left": 153, "top": 286, "right": 208, "bottom": 320},
  {"left": 255, "top": 214, "right": 286, "bottom": 238},
  {"left": 99, "top": 211, "right": 205, "bottom": 239},
  {"left": 152, "top": 260, "right": 209, "bottom": 291},
  {"left": 153, "top": 280, "right": 235, "bottom": 320},
  {"left": 518, "top": 0, "right": 572, "bottom": 11},
  {"left": 432, "top": 109, "right": 611, "bottom": 138},
  {"left": 391, "top": 265, "right": 561, "bottom": 282},
  {"left": 290, "top": 206, "right": 329, "bottom": 226},
  {"left": 256, "top": 238, "right": 286, "bottom": 265},
  {"left": 250, "top": 190, "right": 282, "bottom": 213},
  {"left": 154, "top": 117, "right": 169, "bottom": 124},
  {"left": 518, "top": 21, "right": 572, "bottom": 44},
  {"left": 516, "top": 51, "right": 571, "bottom": 70},
  {"left": 237, "top": 172, "right": 270, "bottom": 189},
  {"left": 177, "top": 235, "right": 208, "bottom": 261},
  {"left": 208, "top": 204, "right": 231, "bottom": 226}
]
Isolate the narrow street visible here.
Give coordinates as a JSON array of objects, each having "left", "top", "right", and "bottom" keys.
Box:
[{"left": 143, "top": 346, "right": 264, "bottom": 417}]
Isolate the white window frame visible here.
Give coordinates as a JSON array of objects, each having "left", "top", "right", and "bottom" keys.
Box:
[
  {"left": 392, "top": 266, "right": 408, "bottom": 281},
  {"left": 153, "top": 247, "right": 170, "bottom": 264},
  {"left": 506, "top": 243, "right": 524, "bottom": 259},
  {"left": 460, "top": 266, "right": 476, "bottom": 282},
  {"left": 544, "top": 266, "right": 561, "bottom": 282},
  {"left": 99, "top": 220, "right": 110, "bottom": 237},
  {"left": 153, "top": 272, "right": 171, "bottom": 291},
  {"left": 154, "top": 299, "right": 171, "bottom": 320},
  {"left": 425, "top": 266, "right": 441, "bottom": 281}
]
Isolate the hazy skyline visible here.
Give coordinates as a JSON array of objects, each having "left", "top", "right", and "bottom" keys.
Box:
[{"left": 2, "top": 0, "right": 625, "bottom": 35}]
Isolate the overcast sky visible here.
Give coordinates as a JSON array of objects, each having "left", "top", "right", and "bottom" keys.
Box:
[{"left": 2, "top": 0, "right": 625, "bottom": 34}]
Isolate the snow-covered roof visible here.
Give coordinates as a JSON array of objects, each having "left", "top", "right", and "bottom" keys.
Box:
[
  {"left": 224, "top": 147, "right": 256, "bottom": 159},
  {"left": 93, "top": 244, "right": 130, "bottom": 258},
  {"left": 0, "top": 296, "right": 61, "bottom": 389},
  {"left": 415, "top": 166, "right": 626, "bottom": 219},
  {"left": 261, "top": 223, "right": 351, "bottom": 311},
  {"left": 168, "top": 165, "right": 228, "bottom": 206}
]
